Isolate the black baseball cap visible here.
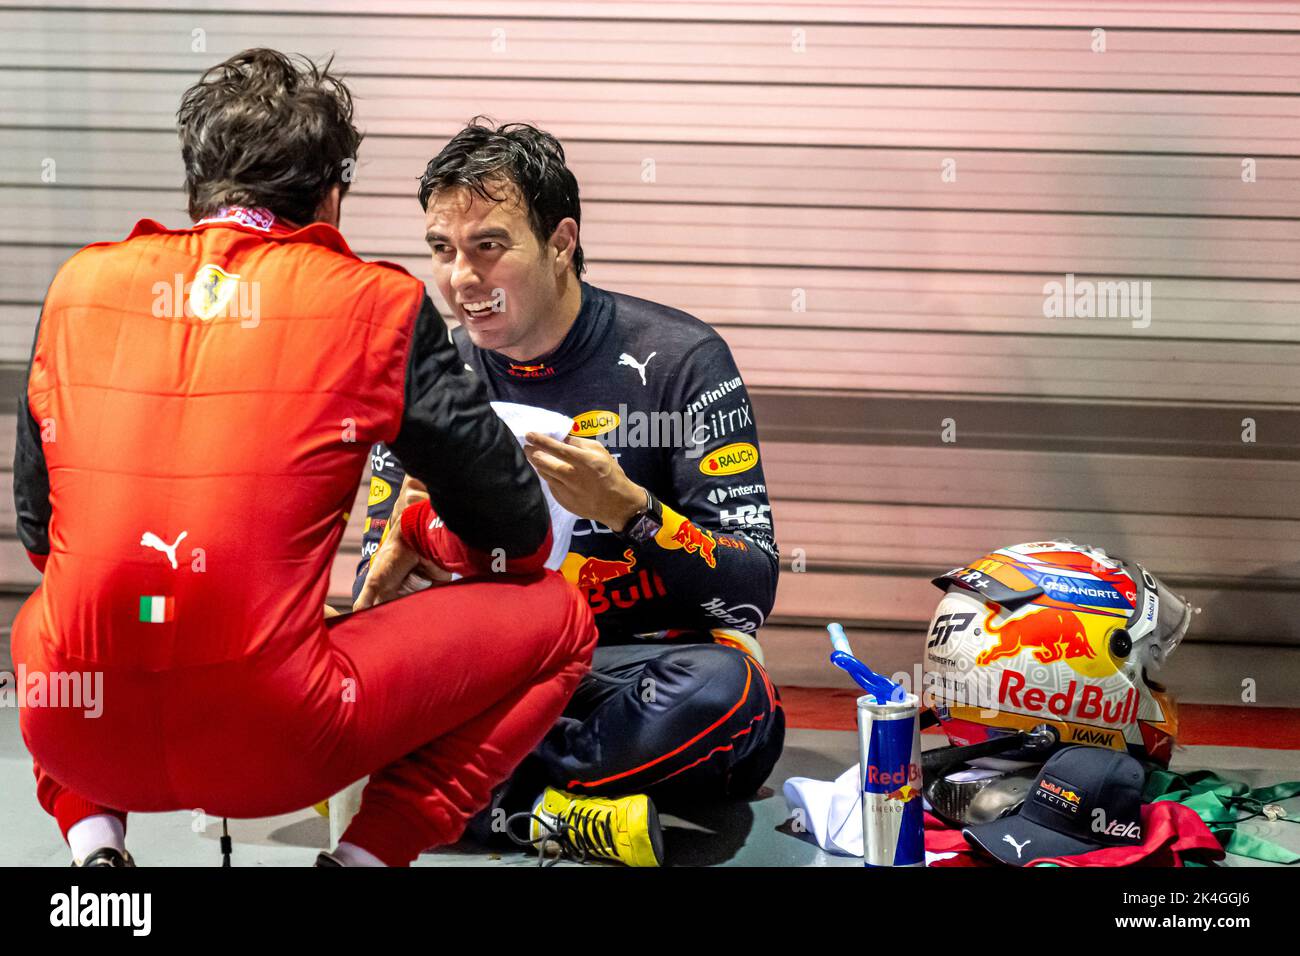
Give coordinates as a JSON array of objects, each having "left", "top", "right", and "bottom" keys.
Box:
[{"left": 962, "top": 746, "right": 1146, "bottom": 866}]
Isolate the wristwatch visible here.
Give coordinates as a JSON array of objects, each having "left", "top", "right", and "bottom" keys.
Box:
[{"left": 617, "top": 488, "right": 663, "bottom": 545}]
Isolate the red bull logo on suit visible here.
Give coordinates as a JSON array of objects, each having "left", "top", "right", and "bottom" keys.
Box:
[
  {"left": 560, "top": 550, "right": 668, "bottom": 616},
  {"left": 573, "top": 549, "right": 637, "bottom": 588},
  {"left": 653, "top": 507, "right": 719, "bottom": 569}
]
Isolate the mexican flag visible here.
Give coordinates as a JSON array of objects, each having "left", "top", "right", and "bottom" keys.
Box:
[{"left": 138, "top": 596, "right": 175, "bottom": 624}]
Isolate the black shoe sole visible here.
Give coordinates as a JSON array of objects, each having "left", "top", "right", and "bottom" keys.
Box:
[{"left": 645, "top": 797, "right": 666, "bottom": 867}]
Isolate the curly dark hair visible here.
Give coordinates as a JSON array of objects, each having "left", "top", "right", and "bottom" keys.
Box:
[
  {"left": 418, "top": 119, "right": 584, "bottom": 277},
  {"left": 177, "top": 48, "right": 362, "bottom": 224}
]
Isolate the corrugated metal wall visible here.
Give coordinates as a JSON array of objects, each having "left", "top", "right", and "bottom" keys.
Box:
[{"left": 2, "top": 2, "right": 1298, "bottom": 701}]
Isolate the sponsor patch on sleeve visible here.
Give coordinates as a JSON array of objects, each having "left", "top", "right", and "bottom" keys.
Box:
[{"left": 698, "top": 442, "right": 758, "bottom": 476}]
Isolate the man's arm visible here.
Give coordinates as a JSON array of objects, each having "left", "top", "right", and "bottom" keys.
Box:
[
  {"left": 387, "top": 295, "right": 550, "bottom": 560},
  {"left": 353, "top": 296, "right": 551, "bottom": 608},
  {"left": 399, "top": 497, "right": 552, "bottom": 578},
  {"left": 352, "top": 444, "right": 413, "bottom": 599},
  {"left": 527, "top": 335, "right": 778, "bottom": 636},
  {"left": 14, "top": 312, "right": 50, "bottom": 572},
  {"left": 626, "top": 336, "right": 778, "bottom": 634}
]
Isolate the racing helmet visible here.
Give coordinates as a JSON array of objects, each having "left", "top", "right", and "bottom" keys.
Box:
[{"left": 922, "top": 541, "right": 1193, "bottom": 768}]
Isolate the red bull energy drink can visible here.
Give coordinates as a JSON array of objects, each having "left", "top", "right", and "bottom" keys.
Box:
[{"left": 858, "top": 692, "right": 924, "bottom": 867}]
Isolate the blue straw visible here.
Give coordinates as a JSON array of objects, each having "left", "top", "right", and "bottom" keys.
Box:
[{"left": 826, "top": 622, "right": 905, "bottom": 702}]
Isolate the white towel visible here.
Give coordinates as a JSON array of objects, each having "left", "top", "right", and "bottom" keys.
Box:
[
  {"left": 783, "top": 765, "right": 952, "bottom": 864},
  {"left": 783, "top": 765, "right": 865, "bottom": 857}
]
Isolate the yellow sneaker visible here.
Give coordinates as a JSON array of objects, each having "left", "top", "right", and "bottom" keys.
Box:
[{"left": 508, "top": 788, "right": 665, "bottom": 867}]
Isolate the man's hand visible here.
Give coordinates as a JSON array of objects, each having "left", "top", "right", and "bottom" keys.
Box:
[
  {"left": 353, "top": 519, "right": 452, "bottom": 611},
  {"left": 524, "top": 433, "right": 647, "bottom": 533}
]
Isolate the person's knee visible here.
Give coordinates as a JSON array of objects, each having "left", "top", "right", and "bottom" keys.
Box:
[
  {"left": 689, "top": 646, "right": 784, "bottom": 795},
  {"left": 635, "top": 645, "right": 784, "bottom": 801},
  {"left": 648, "top": 644, "right": 772, "bottom": 722},
  {"left": 541, "top": 571, "right": 598, "bottom": 667},
  {"left": 725, "top": 702, "right": 786, "bottom": 798}
]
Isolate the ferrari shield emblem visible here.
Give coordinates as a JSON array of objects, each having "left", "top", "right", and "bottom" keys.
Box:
[{"left": 189, "top": 264, "right": 241, "bottom": 320}]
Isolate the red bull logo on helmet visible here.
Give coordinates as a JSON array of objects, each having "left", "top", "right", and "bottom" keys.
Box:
[
  {"left": 970, "top": 601, "right": 1126, "bottom": 679},
  {"left": 998, "top": 669, "right": 1141, "bottom": 727},
  {"left": 977, "top": 607, "right": 1095, "bottom": 666}
]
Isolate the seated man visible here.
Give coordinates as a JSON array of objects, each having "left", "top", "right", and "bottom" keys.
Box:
[
  {"left": 12, "top": 51, "right": 596, "bottom": 868},
  {"left": 356, "top": 120, "right": 784, "bottom": 867}
]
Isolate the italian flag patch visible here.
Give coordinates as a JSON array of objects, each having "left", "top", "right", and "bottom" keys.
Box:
[{"left": 138, "top": 595, "right": 175, "bottom": 624}]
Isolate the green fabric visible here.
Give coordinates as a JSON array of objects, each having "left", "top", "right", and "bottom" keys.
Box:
[{"left": 1145, "top": 769, "right": 1300, "bottom": 864}]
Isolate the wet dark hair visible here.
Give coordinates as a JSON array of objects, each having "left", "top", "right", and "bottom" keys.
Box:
[
  {"left": 177, "top": 48, "right": 362, "bottom": 224},
  {"left": 418, "top": 118, "right": 584, "bottom": 277}
]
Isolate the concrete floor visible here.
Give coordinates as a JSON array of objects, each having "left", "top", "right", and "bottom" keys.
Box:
[
  {"left": 3, "top": 593, "right": 1297, "bottom": 867},
  {"left": 3, "top": 699, "right": 1297, "bottom": 867}
]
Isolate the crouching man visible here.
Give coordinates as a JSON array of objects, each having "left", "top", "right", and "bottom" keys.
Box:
[{"left": 12, "top": 52, "right": 596, "bottom": 868}]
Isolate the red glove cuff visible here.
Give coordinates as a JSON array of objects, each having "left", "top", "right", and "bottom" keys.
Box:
[
  {"left": 400, "top": 497, "right": 553, "bottom": 578},
  {"left": 399, "top": 498, "right": 437, "bottom": 562}
]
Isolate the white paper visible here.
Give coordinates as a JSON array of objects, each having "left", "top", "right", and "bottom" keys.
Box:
[{"left": 490, "top": 401, "right": 579, "bottom": 571}]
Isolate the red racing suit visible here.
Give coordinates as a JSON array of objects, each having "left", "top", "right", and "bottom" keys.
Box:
[{"left": 11, "top": 207, "right": 596, "bottom": 865}]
